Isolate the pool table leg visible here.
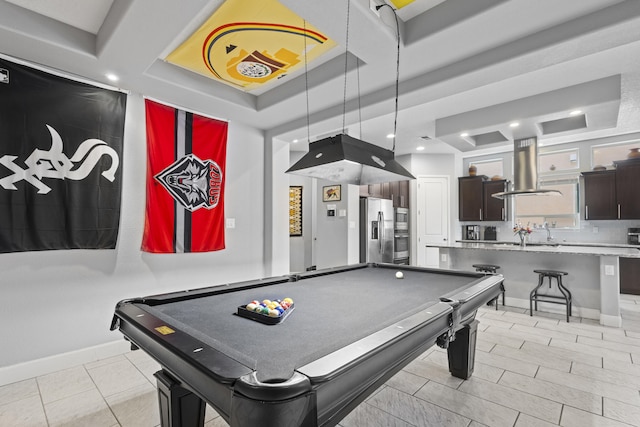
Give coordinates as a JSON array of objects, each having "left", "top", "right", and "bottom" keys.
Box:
[
  {"left": 155, "top": 370, "right": 206, "bottom": 427},
  {"left": 446, "top": 319, "right": 478, "bottom": 380}
]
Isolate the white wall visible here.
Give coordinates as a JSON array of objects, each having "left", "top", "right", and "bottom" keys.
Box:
[
  {"left": 264, "top": 137, "right": 290, "bottom": 277},
  {"left": 314, "top": 180, "right": 360, "bottom": 269},
  {"left": 288, "top": 152, "right": 314, "bottom": 273},
  {"left": 0, "top": 93, "right": 268, "bottom": 381},
  {"left": 346, "top": 185, "right": 360, "bottom": 265}
]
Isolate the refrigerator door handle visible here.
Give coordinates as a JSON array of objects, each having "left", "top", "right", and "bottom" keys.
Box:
[{"left": 378, "top": 211, "right": 384, "bottom": 254}]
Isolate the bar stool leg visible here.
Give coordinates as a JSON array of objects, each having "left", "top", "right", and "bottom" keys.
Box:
[
  {"left": 530, "top": 274, "right": 545, "bottom": 316},
  {"left": 495, "top": 283, "right": 505, "bottom": 311},
  {"left": 556, "top": 276, "right": 572, "bottom": 322}
]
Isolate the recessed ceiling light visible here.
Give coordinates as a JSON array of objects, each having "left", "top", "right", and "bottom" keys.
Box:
[
  {"left": 105, "top": 73, "right": 119, "bottom": 82},
  {"left": 292, "top": 139, "right": 298, "bottom": 143},
  {"left": 386, "top": 133, "right": 395, "bottom": 139},
  {"left": 569, "top": 110, "right": 582, "bottom": 116},
  {"left": 416, "top": 146, "right": 425, "bottom": 151},
  {"left": 509, "top": 122, "right": 520, "bottom": 128},
  {"left": 460, "top": 132, "right": 469, "bottom": 137}
]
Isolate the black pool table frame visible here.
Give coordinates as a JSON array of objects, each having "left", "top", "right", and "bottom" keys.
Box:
[{"left": 111, "top": 263, "right": 503, "bottom": 427}]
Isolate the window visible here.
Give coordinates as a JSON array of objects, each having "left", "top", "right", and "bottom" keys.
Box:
[
  {"left": 514, "top": 176, "right": 579, "bottom": 229},
  {"left": 538, "top": 149, "right": 579, "bottom": 173},
  {"left": 592, "top": 141, "right": 640, "bottom": 168},
  {"left": 469, "top": 158, "right": 503, "bottom": 178}
]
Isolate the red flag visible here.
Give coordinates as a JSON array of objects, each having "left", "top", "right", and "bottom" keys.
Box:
[{"left": 142, "top": 99, "right": 227, "bottom": 253}]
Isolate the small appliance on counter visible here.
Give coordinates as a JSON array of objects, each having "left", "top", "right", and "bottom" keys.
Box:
[
  {"left": 484, "top": 226, "right": 497, "bottom": 241},
  {"left": 628, "top": 227, "right": 640, "bottom": 245},
  {"left": 463, "top": 225, "right": 480, "bottom": 240}
]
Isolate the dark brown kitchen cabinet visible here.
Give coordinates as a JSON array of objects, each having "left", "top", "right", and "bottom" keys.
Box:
[
  {"left": 360, "top": 183, "right": 383, "bottom": 198},
  {"left": 620, "top": 258, "right": 640, "bottom": 295},
  {"left": 582, "top": 170, "right": 617, "bottom": 220},
  {"left": 360, "top": 181, "right": 409, "bottom": 207},
  {"left": 390, "top": 180, "right": 409, "bottom": 208},
  {"left": 582, "top": 159, "right": 640, "bottom": 220},
  {"left": 458, "top": 176, "right": 485, "bottom": 221},
  {"left": 459, "top": 176, "right": 508, "bottom": 221},
  {"left": 483, "top": 179, "right": 508, "bottom": 221},
  {"left": 381, "top": 182, "right": 391, "bottom": 200},
  {"left": 614, "top": 159, "right": 640, "bottom": 219}
]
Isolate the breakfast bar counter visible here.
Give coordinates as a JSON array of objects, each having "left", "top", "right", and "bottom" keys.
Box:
[
  {"left": 443, "top": 241, "right": 640, "bottom": 257},
  {"left": 426, "top": 241, "right": 640, "bottom": 327}
]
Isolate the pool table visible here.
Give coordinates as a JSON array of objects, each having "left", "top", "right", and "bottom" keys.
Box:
[{"left": 111, "top": 263, "right": 503, "bottom": 427}]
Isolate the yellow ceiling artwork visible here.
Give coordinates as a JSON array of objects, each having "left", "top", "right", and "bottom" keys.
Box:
[
  {"left": 389, "top": 0, "right": 416, "bottom": 8},
  {"left": 166, "top": 0, "right": 336, "bottom": 92}
]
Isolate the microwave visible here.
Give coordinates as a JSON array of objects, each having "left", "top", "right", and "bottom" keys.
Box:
[{"left": 395, "top": 208, "right": 408, "bottom": 230}]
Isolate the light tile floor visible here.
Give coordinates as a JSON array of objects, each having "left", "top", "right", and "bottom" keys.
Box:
[{"left": 1, "top": 295, "right": 639, "bottom": 427}]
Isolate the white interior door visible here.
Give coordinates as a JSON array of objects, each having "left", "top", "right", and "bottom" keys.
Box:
[{"left": 416, "top": 176, "right": 450, "bottom": 267}]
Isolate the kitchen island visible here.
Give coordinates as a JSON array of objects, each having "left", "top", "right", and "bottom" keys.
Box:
[{"left": 427, "top": 241, "right": 640, "bottom": 327}]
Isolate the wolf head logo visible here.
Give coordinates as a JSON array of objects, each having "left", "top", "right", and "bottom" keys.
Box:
[{"left": 155, "top": 154, "right": 222, "bottom": 211}]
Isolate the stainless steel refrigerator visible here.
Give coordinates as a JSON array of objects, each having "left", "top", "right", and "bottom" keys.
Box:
[{"left": 360, "top": 197, "right": 394, "bottom": 263}]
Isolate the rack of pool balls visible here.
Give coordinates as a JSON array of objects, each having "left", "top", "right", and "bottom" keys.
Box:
[{"left": 237, "top": 298, "right": 294, "bottom": 325}]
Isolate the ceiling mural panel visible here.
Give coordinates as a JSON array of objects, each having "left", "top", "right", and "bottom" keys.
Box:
[
  {"left": 165, "top": 0, "right": 336, "bottom": 92},
  {"left": 389, "top": 0, "right": 417, "bottom": 9}
]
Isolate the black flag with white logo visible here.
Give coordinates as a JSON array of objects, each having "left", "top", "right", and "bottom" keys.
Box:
[{"left": 0, "top": 57, "right": 126, "bottom": 252}]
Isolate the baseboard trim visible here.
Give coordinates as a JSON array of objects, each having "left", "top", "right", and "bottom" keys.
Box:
[
  {"left": 600, "top": 313, "right": 623, "bottom": 328},
  {"left": 502, "top": 297, "right": 601, "bottom": 322},
  {"left": 0, "top": 340, "right": 131, "bottom": 387}
]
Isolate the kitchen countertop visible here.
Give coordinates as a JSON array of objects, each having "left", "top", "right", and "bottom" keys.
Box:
[
  {"left": 428, "top": 241, "right": 640, "bottom": 258},
  {"left": 457, "top": 239, "right": 640, "bottom": 249}
]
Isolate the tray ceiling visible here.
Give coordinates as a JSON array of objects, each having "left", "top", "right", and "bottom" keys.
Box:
[{"left": 1, "top": 0, "right": 640, "bottom": 155}]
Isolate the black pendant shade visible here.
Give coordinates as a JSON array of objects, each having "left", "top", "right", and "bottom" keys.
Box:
[{"left": 286, "top": 134, "right": 415, "bottom": 185}]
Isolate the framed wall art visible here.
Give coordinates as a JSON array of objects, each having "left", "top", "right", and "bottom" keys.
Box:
[
  {"left": 289, "top": 186, "right": 302, "bottom": 236},
  {"left": 322, "top": 185, "right": 341, "bottom": 202}
]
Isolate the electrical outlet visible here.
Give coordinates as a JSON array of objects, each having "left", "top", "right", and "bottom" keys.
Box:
[
  {"left": 441, "top": 254, "right": 448, "bottom": 262},
  {"left": 593, "top": 226, "right": 599, "bottom": 233},
  {"left": 605, "top": 265, "right": 614, "bottom": 276},
  {"left": 369, "top": 0, "right": 381, "bottom": 16}
]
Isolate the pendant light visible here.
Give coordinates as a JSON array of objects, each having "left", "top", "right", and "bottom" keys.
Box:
[{"left": 286, "top": 1, "right": 414, "bottom": 184}]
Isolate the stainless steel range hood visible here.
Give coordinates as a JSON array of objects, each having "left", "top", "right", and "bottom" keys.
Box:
[
  {"left": 286, "top": 134, "right": 415, "bottom": 185},
  {"left": 492, "top": 136, "right": 562, "bottom": 199}
]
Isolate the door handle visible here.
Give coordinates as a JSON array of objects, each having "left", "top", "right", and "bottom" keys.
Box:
[
  {"left": 585, "top": 205, "right": 589, "bottom": 220},
  {"left": 378, "top": 211, "right": 383, "bottom": 253},
  {"left": 618, "top": 204, "right": 621, "bottom": 219}
]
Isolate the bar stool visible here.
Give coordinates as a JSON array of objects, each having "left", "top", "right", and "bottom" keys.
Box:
[
  {"left": 529, "top": 270, "right": 571, "bottom": 322},
  {"left": 472, "top": 264, "right": 505, "bottom": 310}
]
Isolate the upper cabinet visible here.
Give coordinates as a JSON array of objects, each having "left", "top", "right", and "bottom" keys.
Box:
[
  {"left": 582, "top": 170, "right": 617, "bottom": 220},
  {"left": 458, "top": 176, "right": 485, "bottom": 221},
  {"left": 483, "top": 179, "right": 508, "bottom": 221},
  {"left": 458, "top": 176, "right": 508, "bottom": 221},
  {"left": 360, "top": 181, "right": 409, "bottom": 208},
  {"left": 390, "top": 180, "right": 409, "bottom": 208},
  {"left": 582, "top": 159, "right": 640, "bottom": 220},
  {"left": 615, "top": 159, "right": 640, "bottom": 219}
]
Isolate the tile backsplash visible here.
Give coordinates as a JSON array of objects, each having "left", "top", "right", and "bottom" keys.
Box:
[{"left": 465, "top": 220, "right": 640, "bottom": 245}]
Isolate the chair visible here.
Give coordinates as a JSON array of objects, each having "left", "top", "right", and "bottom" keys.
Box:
[{"left": 529, "top": 269, "right": 571, "bottom": 322}]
